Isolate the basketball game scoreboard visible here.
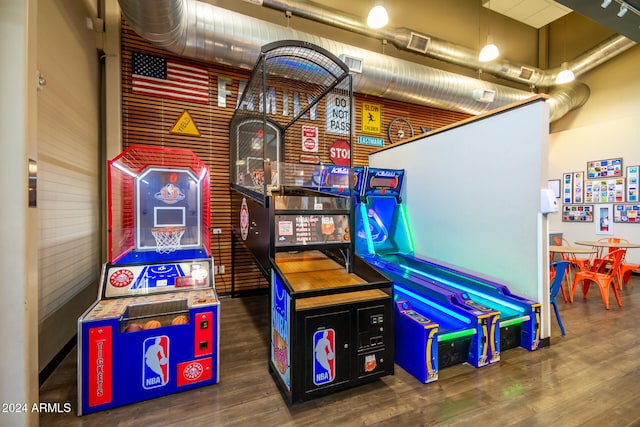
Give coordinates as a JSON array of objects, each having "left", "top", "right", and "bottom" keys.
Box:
[{"left": 78, "top": 146, "right": 219, "bottom": 415}]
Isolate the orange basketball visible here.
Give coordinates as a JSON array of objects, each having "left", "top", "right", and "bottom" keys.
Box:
[
  {"left": 124, "top": 323, "right": 142, "bottom": 332},
  {"left": 171, "top": 315, "right": 189, "bottom": 325},
  {"left": 143, "top": 320, "right": 163, "bottom": 329}
]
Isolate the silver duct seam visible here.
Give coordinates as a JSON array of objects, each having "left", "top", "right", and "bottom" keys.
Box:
[
  {"left": 260, "top": 0, "right": 636, "bottom": 88},
  {"left": 118, "top": 0, "right": 594, "bottom": 121}
]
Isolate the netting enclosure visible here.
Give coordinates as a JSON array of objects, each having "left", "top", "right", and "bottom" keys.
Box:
[
  {"left": 108, "top": 145, "right": 211, "bottom": 264},
  {"left": 230, "top": 40, "right": 353, "bottom": 202}
]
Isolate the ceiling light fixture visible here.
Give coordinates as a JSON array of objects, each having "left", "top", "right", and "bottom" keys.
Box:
[
  {"left": 555, "top": 17, "right": 574, "bottom": 85},
  {"left": 479, "top": 1, "right": 499, "bottom": 62},
  {"left": 367, "top": 2, "right": 389, "bottom": 29},
  {"left": 555, "top": 62, "right": 575, "bottom": 84},
  {"left": 479, "top": 35, "right": 499, "bottom": 62},
  {"left": 618, "top": 4, "right": 628, "bottom": 17},
  {"left": 601, "top": 0, "right": 612, "bottom": 8}
]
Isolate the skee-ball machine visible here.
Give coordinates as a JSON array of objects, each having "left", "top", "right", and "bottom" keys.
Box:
[
  {"left": 353, "top": 167, "right": 501, "bottom": 383},
  {"left": 78, "top": 146, "right": 220, "bottom": 415},
  {"left": 354, "top": 166, "right": 541, "bottom": 383}
]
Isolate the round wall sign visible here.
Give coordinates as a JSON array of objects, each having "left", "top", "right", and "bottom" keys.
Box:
[{"left": 329, "top": 139, "right": 350, "bottom": 166}]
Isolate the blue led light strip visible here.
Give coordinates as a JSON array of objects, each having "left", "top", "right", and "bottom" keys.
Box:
[
  {"left": 395, "top": 284, "right": 470, "bottom": 324},
  {"left": 401, "top": 264, "right": 525, "bottom": 313}
]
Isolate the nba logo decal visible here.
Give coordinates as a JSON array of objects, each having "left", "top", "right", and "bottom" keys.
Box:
[
  {"left": 154, "top": 183, "right": 185, "bottom": 204},
  {"left": 143, "top": 336, "right": 169, "bottom": 389},
  {"left": 313, "top": 329, "right": 335, "bottom": 386}
]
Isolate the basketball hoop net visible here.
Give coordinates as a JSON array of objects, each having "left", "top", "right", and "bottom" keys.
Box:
[{"left": 151, "top": 227, "right": 185, "bottom": 254}]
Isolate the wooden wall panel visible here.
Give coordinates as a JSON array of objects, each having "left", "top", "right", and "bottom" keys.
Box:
[{"left": 121, "top": 22, "right": 470, "bottom": 295}]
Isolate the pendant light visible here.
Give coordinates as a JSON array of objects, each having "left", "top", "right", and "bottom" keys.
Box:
[
  {"left": 367, "top": 1, "right": 389, "bottom": 29},
  {"left": 555, "top": 62, "right": 575, "bottom": 84},
  {"left": 479, "top": 1, "right": 499, "bottom": 62},
  {"left": 479, "top": 35, "right": 499, "bottom": 62},
  {"left": 555, "top": 19, "right": 575, "bottom": 84}
]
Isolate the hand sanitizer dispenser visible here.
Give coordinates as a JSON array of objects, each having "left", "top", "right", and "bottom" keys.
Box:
[{"left": 540, "top": 188, "right": 558, "bottom": 214}]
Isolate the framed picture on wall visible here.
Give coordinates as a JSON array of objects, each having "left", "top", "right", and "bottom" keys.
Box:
[
  {"left": 587, "top": 158, "right": 622, "bottom": 179},
  {"left": 584, "top": 178, "right": 625, "bottom": 203},
  {"left": 562, "top": 205, "right": 593, "bottom": 222},
  {"left": 563, "top": 172, "right": 573, "bottom": 204},
  {"left": 627, "top": 165, "right": 639, "bottom": 202},
  {"left": 595, "top": 203, "right": 614, "bottom": 235},
  {"left": 614, "top": 204, "right": 640, "bottom": 223},
  {"left": 573, "top": 172, "right": 584, "bottom": 203}
]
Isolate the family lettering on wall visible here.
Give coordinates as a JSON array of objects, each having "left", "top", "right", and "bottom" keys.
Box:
[{"left": 217, "top": 77, "right": 349, "bottom": 136}]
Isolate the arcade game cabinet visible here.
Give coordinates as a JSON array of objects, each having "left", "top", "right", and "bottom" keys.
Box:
[
  {"left": 230, "top": 41, "right": 394, "bottom": 403},
  {"left": 354, "top": 166, "right": 541, "bottom": 384},
  {"left": 354, "top": 167, "right": 501, "bottom": 383},
  {"left": 78, "top": 146, "right": 220, "bottom": 415}
]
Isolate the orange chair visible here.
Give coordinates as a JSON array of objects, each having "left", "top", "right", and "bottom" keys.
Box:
[
  {"left": 571, "top": 248, "right": 625, "bottom": 309},
  {"left": 552, "top": 237, "right": 590, "bottom": 301},
  {"left": 554, "top": 237, "right": 591, "bottom": 273},
  {"left": 620, "top": 262, "right": 640, "bottom": 287},
  {"left": 593, "top": 238, "right": 628, "bottom": 288},
  {"left": 593, "top": 237, "right": 628, "bottom": 264}
]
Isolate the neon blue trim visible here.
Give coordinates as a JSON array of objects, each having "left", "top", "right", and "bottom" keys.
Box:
[
  {"left": 395, "top": 284, "right": 470, "bottom": 324},
  {"left": 401, "top": 264, "right": 525, "bottom": 313}
]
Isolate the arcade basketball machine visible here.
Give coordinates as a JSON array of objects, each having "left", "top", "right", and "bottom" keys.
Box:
[
  {"left": 230, "top": 40, "right": 394, "bottom": 404},
  {"left": 78, "top": 145, "right": 220, "bottom": 415}
]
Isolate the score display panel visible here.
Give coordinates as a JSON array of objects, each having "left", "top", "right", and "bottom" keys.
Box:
[
  {"left": 364, "top": 168, "right": 404, "bottom": 199},
  {"left": 355, "top": 167, "right": 405, "bottom": 202}
]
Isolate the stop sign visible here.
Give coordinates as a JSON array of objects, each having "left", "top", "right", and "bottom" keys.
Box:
[{"left": 329, "top": 139, "right": 350, "bottom": 166}]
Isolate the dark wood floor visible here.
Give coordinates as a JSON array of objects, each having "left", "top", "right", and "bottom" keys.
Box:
[{"left": 40, "top": 277, "right": 640, "bottom": 426}]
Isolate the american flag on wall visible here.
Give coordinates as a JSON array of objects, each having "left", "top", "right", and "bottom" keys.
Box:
[{"left": 131, "top": 52, "right": 209, "bottom": 104}]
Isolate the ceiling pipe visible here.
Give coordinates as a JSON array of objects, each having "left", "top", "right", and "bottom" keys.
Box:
[
  {"left": 118, "top": 0, "right": 592, "bottom": 121},
  {"left": 547, "top": 81, "right": 590, "bottom": 122},
  {"left": 259, "top": 0, "right": 636, "bottom": 88}
]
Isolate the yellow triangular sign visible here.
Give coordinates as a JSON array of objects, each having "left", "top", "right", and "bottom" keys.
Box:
[{"left": 170, "top": 110, "right": 201, "bottom": 136}]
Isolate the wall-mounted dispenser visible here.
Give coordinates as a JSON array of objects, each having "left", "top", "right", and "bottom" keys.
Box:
[{"left": 540, "top": 188, "right": 558, "bottom": 214}]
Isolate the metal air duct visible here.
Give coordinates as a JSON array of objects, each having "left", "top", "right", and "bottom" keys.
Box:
[
  {"left": 259, "top": 0, "right": 635, "bottom": 88},
  {"left": 117, "top": 0, "right": 604, "bottom": 121}
]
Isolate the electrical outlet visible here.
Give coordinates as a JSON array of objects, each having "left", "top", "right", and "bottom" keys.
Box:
[
  {"left": 212, "top": 228, "right": 222, "bottom": 235},
  {"left": 213, "top": 265, "right": 219, "bottom": 275},
  {"left": 219, "top": 265, "right": 225, "bottom": 274}
]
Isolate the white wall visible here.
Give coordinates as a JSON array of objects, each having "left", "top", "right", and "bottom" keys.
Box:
[
  {"left": 370, "top": 98, "right": 551, "bottom": 336},
  {"left": 0, "top": 1, "right": 39, "bottom": 425},
  {"left": 549, "top": 46, "right": 640, "bottom": 264},
  {"left": 37, "top": 0, "right": 102, "bottom": 370}
]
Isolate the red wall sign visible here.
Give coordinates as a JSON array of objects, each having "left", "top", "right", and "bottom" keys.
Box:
[{"left": 329, "top": 140, "right": 350, "bottom": 166}]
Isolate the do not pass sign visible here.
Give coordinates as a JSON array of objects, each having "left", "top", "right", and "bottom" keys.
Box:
[{"left": 329, "top": 140, "right": 350, "bottom": 166}]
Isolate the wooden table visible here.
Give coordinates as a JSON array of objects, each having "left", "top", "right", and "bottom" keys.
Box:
[
  {"left": 549, "top": 245, "right": 597, "bottom": 254},
  {"left": 574, "top": 240, "right": 640, "bottom": 268},
  {"left": 574, "top": 241, "right": 640, "bottom": 249}
]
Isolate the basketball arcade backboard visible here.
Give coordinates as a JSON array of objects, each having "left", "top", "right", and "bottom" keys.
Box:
[{"left": 108, "top": 146, "right": 211, "bottom": 264}]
